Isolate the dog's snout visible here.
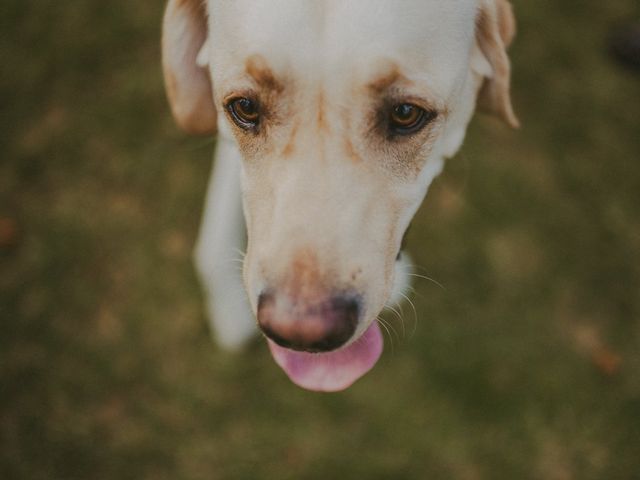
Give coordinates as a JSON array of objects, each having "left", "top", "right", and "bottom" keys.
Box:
[{"left": 257, "top": 291, "right": 359, "bottom": 353}]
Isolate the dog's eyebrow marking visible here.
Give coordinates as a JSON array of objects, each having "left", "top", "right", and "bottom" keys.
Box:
[
  {"left": 367, "top": 62, "right": 406, "bottom": 92},
  {"left": 245, "top": 55, "right": 284, "bottom": 92}
]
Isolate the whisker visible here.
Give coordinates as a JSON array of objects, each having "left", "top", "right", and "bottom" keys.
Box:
[
  {"left": 376, "top": 316, "right": 395, "bottom": 354},
  {"left": 396, "top": 301, "right": 407, "bottom": 339},
  {"left": 232, "top": 248, "right": 247, "bottom": 259},
  {"left": 398, "top": 291, "right": 419, "bottom": 338},
  {"left": 210, "top": 257, "right": 246, "bottom": 276},
  {"left": 223, "top": 258, "right": 245, "bottom": 265},
  {"left": 407, "top": 273, "right": 446, "bottom": 291},
  {"left": 407, "top": 285, "right": 426, "bottom": 302},
  {"left": 396, "top": 262, "right": 445, "bottom": 290},
  {"left": 384, "top": 304, "right": 405, "bottom": 340},
  {"left": 409, "top": 264, "right": 434, "bottom": 274}
]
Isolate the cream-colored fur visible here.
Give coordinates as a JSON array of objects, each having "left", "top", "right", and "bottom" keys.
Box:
[{"left": 162, "top": 0, "right": 517, "bottom": 350}]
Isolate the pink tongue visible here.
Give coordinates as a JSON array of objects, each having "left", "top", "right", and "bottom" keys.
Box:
[{"left": 267, "top": 322, "right": 383, "bottom": 392}]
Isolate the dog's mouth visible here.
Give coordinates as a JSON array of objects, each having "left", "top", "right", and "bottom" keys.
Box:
[
  {"left": 260, "top": 245, "right": 409, "bottom": 392},
  {"left": 266, "top": 322, "right": 383, "bottom": 392}
]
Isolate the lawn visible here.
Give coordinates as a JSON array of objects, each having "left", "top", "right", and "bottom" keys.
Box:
[{"left": 1, "top": 1, "right": 639, "bottom": 479}]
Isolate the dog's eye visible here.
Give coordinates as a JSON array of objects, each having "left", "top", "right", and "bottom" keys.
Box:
[
  {"left": 389, "top": 103, "right": 436, "bottom": 135},
  {"left": 227, "top": 97, "right": 260, "bottom": 130}
]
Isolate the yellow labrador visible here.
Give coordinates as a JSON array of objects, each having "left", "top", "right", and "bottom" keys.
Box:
[{"left": 162, "top": 0, "right": 518, "bottom": 391}]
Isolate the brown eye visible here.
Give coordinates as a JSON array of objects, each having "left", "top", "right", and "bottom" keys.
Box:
[
  {"left": 389, "top": 103, "right": 436, "bottom": 135},
  {"left": 227, "top": 97, "right": 260, "bottom": 130}
]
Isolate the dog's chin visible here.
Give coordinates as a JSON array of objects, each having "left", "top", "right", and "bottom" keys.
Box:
[{"left": 266, "top": 321, "right": 383, "bottom": 392}]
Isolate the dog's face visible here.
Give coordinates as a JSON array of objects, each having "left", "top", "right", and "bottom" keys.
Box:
[{"left": 163, "top": 0, "right": 517, "bottom": 391}]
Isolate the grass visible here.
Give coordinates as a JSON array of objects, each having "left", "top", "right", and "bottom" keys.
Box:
[{"left": 1, "top": 0, "right": 639, "bottom": 478}]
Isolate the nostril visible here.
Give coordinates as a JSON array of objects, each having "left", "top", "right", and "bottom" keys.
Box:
[
  {"left": 257, "top": 290, "right": 275, "bottom": 313},
  {"left": 257, "top": 289, "right": 278, "bottom": 334},
  {"left": 256, "top": 290, "right": 360, "bottom": 353},
  {"left": 329, "top": 296, "right": 360, "bottom": 324}
]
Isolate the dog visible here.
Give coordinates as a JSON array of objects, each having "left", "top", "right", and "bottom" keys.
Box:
[{"left": 161, "top": 0, "right": 518, "bottom": 392}]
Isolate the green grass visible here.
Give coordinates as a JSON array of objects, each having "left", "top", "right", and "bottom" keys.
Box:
[{"left": 1, "top": 1, "right": 639, "bottom": 478}]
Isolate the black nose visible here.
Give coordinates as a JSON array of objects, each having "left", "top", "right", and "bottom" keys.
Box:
[{"left": 257, "top": 291, "right": 360, "bottom": 353}]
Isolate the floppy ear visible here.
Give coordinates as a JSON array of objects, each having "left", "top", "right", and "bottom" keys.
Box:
[
  {"left": 474, "top": 0, "right": 519, "bottom": 128},
  {"left": 162, "top": 0, "right": 217, "bottom": 135}
]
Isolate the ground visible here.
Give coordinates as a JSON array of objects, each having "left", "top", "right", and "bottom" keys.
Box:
[{"left": 1, "top": 1, "right": 639, "bottom": 479}]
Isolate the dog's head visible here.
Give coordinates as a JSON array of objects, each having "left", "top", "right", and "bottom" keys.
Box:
[{"left": 163, "top": 0, "right": 518, "bottom": 391}]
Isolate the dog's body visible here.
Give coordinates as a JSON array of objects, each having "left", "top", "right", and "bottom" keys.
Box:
[{"left": 162, "top": 0, "right": 517, "bottom": 392}]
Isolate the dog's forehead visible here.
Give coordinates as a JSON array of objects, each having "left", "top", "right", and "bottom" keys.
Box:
[{"left": 209, "top": 0, "right": 478, "bottom": 96}]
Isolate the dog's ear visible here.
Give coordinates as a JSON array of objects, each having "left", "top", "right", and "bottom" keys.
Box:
[
  {"left": 162, "top": 0, "right": 217, "bottom": 135},
  {"left": 474, "top": 0, "right": 519, "bottom": 128}
]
